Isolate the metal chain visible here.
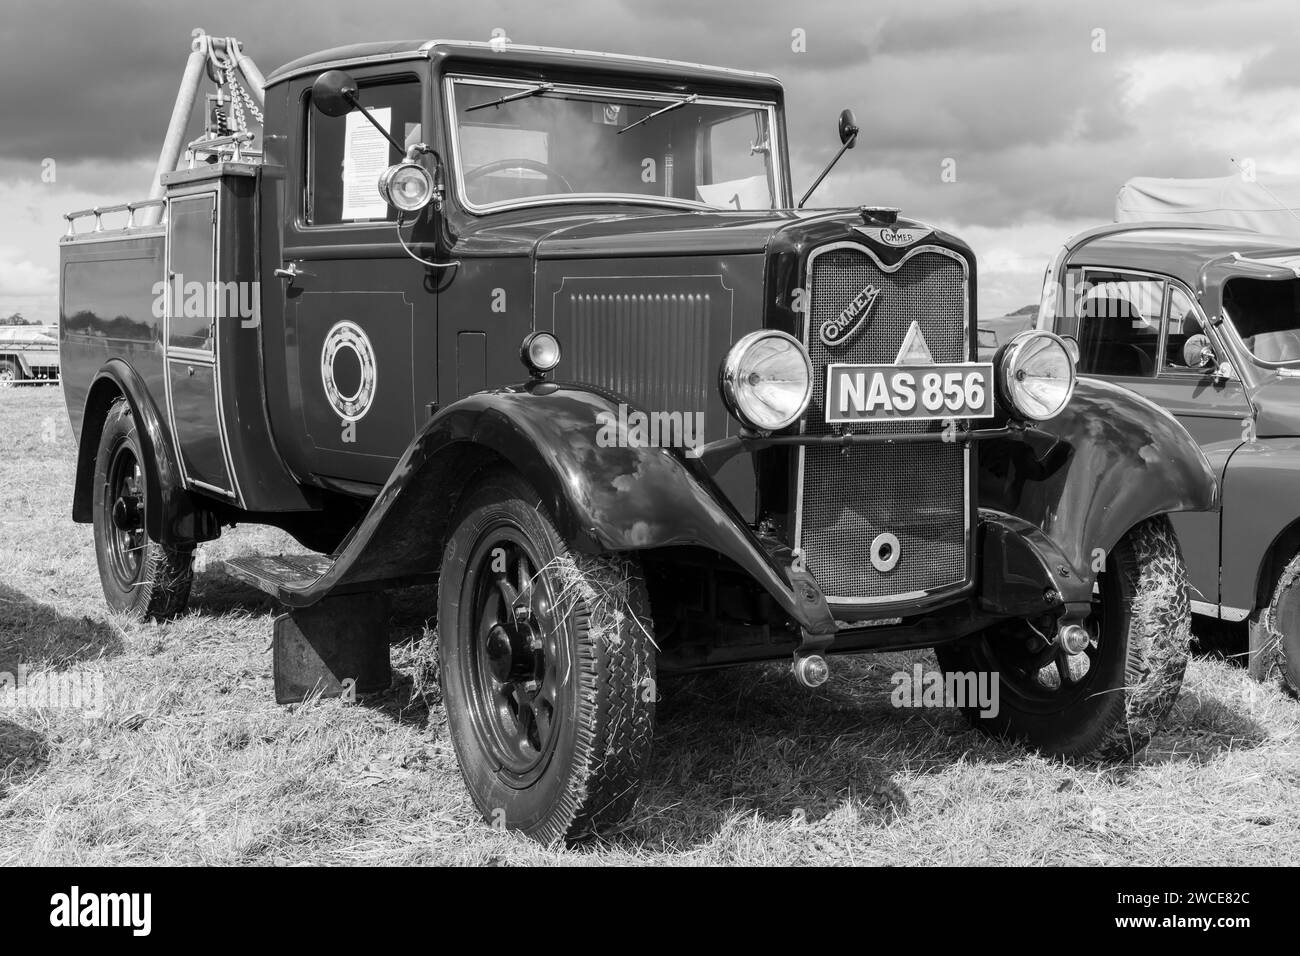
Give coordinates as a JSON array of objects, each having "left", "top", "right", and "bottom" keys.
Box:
[
  {"left": 224, "top": 67, "right": 247, "bottom": 133},
  {"left": 222, "top": 66, "right": 263, "bottom": 130},
  {"left": 212, "top": 37, "right": 262, "bottom": 134},
  {"left": 233, "top": 72, "right": 263, "bottom": 125}
]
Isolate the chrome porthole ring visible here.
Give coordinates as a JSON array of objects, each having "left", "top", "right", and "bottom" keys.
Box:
[{"left": 870, "top": 532, "right": 901, "bottom": 573}]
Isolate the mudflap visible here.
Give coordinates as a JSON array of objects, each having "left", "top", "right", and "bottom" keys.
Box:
[{"left": 272, "top": 592, "right": 393, "bottom": 704}]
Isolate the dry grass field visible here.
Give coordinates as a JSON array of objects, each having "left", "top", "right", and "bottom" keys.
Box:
[{"left": 1, "top": 386, "right": 1298, "bottom": 865}]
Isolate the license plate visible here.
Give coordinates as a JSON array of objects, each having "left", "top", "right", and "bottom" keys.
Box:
[{"left": 824, "top": 362, "right": 995, "bottom": 423}]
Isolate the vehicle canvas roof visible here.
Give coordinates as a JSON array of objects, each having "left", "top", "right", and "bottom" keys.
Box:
[{"left": 1117, "top": 173, "right": 1300, "bottom": 238}]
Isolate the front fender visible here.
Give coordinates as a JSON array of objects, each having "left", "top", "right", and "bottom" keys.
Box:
[
  {"left": 1219, "top": 438, "right": 1300, "bottom": 612},
  {"left": 978, "top": 377, "right": 1217, "bottom": 602},
  {"left": 303, "top": 383, "right": 826, "bottom": 630}
]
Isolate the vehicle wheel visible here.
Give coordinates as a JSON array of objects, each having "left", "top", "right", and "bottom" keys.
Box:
[
  {"left": 1248, "top": 553, "right": 1300, "bottom": 696},
  {"left": 936, "top": 515, "right": 1191, "bottom": 760},
  {"left": 438, "top": 469, "right": 656, "bottom": 845},
  {"left": 91, "top": 398, "right": 194, "bottom": 620},
  {"left": 0, "top": 359, "right": 21, "bottom": 387}
]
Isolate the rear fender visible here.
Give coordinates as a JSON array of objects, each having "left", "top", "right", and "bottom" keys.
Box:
[
  {"left": 71, "top": 360, "right": 213, "bottom": 545},
  {"left": 978, "top": 377, "right": 1217, "bottom": 605}
]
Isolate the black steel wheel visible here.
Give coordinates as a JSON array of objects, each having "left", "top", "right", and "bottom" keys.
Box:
[
  {"left": 1248, "top": 552, "right": 1300, "bottom": 696},
  {"left": 91, "top": 398, "right": 193, "bottom": 620},
  {"left": 0, "top": 359, "right": 20, "bottom": 387},
  {"left": 438, "top": 468, "right": 655, "bottom": 845},
  {"left": 937, "top": 515, "right": 1191, "bottom": 759}
]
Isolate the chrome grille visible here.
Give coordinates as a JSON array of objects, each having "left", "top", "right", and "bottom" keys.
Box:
[{"left": 798, "top": 244, "right": 970, "bottom": 602}]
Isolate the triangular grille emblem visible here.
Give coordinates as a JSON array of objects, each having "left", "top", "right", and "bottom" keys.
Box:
[{"left": 894, "top": 321, "right": 934, "bottom": 365}]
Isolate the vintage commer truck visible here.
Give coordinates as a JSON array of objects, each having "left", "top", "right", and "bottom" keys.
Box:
[{"left": 59, "top": 31, "right": 1216, "bottom": 843}]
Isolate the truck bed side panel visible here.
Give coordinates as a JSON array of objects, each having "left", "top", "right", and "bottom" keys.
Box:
[{"left": 60, "top": 231, "right": 167, "bottom": 444}]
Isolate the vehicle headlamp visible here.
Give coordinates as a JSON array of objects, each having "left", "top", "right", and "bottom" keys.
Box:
[
  {"left": 520, "top": 331, "right": 561, "bottom": 376},
  {"left": 720, "top": 330, "right": 813, "bottom": 431},
  {"left": 997, "top": 330, "right": 1076, "bottom": 421},
  {"left": 378, "top": 162, "right": 435, "bottom": 212}
]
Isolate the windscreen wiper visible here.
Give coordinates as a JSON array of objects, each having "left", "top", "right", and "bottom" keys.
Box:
[
  {"left": 465, "top": 82, "right": 553, "bottom": 113},
  {"left": 618, "top": 94, "right": 697, "bottom": 134}
]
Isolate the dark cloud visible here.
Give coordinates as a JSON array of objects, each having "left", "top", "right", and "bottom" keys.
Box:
[{"left": 0, "top": 0, "right": 1297, "bottom": 235}]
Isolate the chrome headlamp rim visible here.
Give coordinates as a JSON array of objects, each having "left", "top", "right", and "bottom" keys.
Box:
[
  {"left": 719, "top": 329, "right": 814, "bottom": 432},
  {"left": 998, "top": 329, "right": 1077, "bottom": 422},
  {"left": 378, "top": 161, "right": 435, "bottom": 212}
]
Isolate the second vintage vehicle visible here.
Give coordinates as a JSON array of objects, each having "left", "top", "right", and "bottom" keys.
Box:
[
  {"left": 59, "top": 31, "right": 1216, "bottom": 843},
  {"left": 0, "top": 324, "right": 60, "bottom": 386},
  {"left": 1039, "top": 221, "right": 1300, "bottom": 696}
]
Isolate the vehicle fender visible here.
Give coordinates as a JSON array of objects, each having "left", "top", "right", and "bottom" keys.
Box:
[
  {"left": 978, "top": 376, "right": 1217, "bottom": 603},
  {"left": 311, "top": 383, "right": 816, "bottom": 625},
  {"left": 978, "top": 509, "right": 1081, "bottom": 616},
  {"left": 71, "top": 359, "right": 210, "bottom": 545},
  {"left": 1218, "top": 438, "right": 1300, "bottom": 612}
]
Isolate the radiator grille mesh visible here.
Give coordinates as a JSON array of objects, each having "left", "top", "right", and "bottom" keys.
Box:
[{"left": 799, "top": 246, "right": 970, "bottom": 601}]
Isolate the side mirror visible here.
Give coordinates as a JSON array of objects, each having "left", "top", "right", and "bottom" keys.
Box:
[
  {"left": 1183, "top": 334, "right": 1215, "bottom": 369},
  {"left": 312, "top": 70, "right": 360, "bottom": 117},
  {"left": 838, "top": 108, "right": 860, "bottom": 148},
  {"left": 799, "top": 107, "right": 861, "bottom": 207}
]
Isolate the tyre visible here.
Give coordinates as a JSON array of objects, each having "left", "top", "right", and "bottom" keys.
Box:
[
  {"left": 92, "top": 398, "right": 194, "bottom": 620},
  {"left": 936, "top": 515, "right": 1191, "bottom": 759},
  {"left": 0, "top": 359, "right": 21, "bottom": 387},
  {"left": 438, "top": 469, "right": 656, "bottom": 845},
  {"left": 1248, "top": 553, "right": 1300, "bottom": 696}
]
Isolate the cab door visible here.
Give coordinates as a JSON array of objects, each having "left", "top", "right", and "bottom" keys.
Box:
[
  {"left": 269, "top": 69, "right": 434, "bottom": 489},
  {"left": 1061, "top": 268, "right": 1248, "bottom": 604}
]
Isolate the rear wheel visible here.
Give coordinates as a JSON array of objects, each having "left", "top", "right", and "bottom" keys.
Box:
[
  {"left": 1248, "top": 553, "right": 1300, "bottom": 696},
  {"left": 91, "top": 398, "right": 194, "bottom": 620},
  {"left": 0, "top": 359, "right": 21, "bottom": 387},
  {"left": 438, "top": 469, "right": 656, "bottom": 845},
  {"left": 937, "top": 516, "right": 1191, "bottom": 759}
]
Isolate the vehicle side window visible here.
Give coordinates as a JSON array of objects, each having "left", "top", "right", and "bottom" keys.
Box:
[
  {"left": 1161, "top": 286, "right": 1204, "bottom": 374},
  {"left": 305, "top": 76, "right": 421, "bottom": 226},
  {"left": 1073, "top": 270, "right": 1166, "bottom": 378},
  {"left": 168, "top": 194, "right": 216, "bottom": 351}
]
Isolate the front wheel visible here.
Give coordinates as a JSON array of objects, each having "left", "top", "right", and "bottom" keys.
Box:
[
  {"left": 91, "top": 398, "right": 194, "bottom": 620},
  {"left": 437, "top": 469, "right": 656, "bottom": 845},
  {"left": 937, "top": 516, "right": 1191, "bottom": 759},
  {"left": 1248, "top": 553, "right": 1300, "bottom": 696}
]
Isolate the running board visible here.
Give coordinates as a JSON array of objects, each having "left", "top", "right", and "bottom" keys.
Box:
[{"left": 223, "top": 554, "right": 336, "bottom": 598}]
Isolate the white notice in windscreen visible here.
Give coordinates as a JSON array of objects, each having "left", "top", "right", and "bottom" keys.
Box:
[{"left": 342, "top": 107, "right": 391, "bottom": 220}]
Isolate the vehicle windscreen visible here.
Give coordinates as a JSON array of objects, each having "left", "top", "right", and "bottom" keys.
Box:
[
  {"left": 448, "top": 77, "right": 780, "bottom": 212},
  {"left": 1224, "top": 277, "right": 1300, "bottom": 365}
]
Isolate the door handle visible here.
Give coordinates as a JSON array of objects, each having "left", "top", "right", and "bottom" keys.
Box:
[{"left": 274, "top": 261, "right": 307, "bottom": 280}]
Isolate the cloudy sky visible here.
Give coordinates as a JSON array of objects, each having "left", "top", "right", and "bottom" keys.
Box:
[{"left": 4, "top": 0, "right": 1300, "bottom": 323}]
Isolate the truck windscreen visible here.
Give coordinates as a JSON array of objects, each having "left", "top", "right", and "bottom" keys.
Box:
[{"left": 447, "top": 77, "right": 780, "bottom": 212}]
